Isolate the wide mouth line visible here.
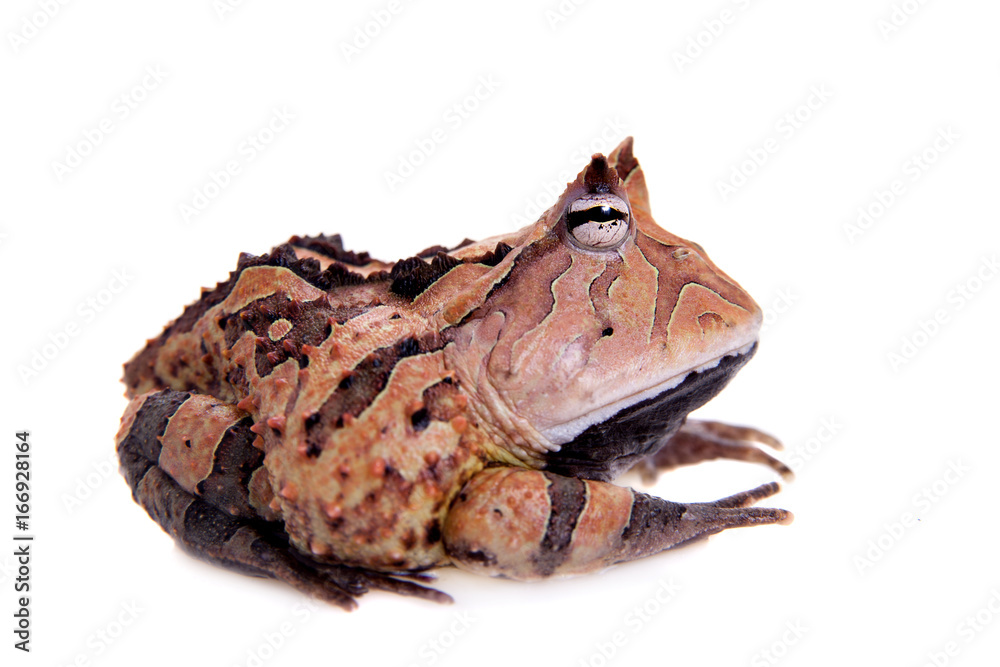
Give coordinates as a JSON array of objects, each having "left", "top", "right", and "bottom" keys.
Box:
[
  {"left": 592, "top": 338, "right": 757, "bottom": 414},
  {"left": 541, "top": 339, "right": 758, "bottom": 445}
]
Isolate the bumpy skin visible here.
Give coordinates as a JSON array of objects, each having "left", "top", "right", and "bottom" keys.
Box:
[{"left": 117, "top": 138, "right": 791, "bottom": 609}]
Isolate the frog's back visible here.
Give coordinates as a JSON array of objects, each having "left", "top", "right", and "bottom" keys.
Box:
[{"left": 121, "top": 234, "right": 511, "bottom": 570}]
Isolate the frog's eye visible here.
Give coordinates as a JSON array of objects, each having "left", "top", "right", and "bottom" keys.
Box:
[{"left": 566, "top": 194, "right": 631, "bottom": 250}]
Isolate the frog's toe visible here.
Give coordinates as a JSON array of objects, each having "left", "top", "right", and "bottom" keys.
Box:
[
  {"left": 303, "top": 558, "right": 454, "bottom": 606},
  {"left": 707, "top": 481, "right": 783, "bottom": 508},
  {"left": 637, "top": 418, "right": 793, "bottom": 483}
]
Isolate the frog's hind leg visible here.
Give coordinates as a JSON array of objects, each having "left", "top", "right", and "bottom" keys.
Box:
[
  {"left": 443, "top": 468, "right": 792, "bottom": 580},
  {"left": 631, "top": 419, "right": 792, "bottom": 484},
  {"left": 116, "top": 389, "right": 450, "bottom": 610}
]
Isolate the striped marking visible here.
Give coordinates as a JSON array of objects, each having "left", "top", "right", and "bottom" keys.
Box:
[
  {"left": 634, "top": 234, "right": 752, "bottom": 344},
  {"left": 119, "top": 388, "right": 455, "bottom": 608},
  {"left": 664, "top": 282, "right": 752, "bottom": 347},
  {"left": 304, "top": 334, "right": 444, "bottom": 454},
  {"left": 116, "top": 390, "right": 191, "bottom": 478},
  {"left": 445, "top": 468, "right": 788, "bottom": 580},
  {"left": 158, "top": 396, "right": 246, "bottom": 496},
  {"left": 124, "top": 265, "right": 328, "bottom": 396},
  {"left": 533, "top": 472, "right": 586, "bottom": 576},
  {"left": 609, "top": 238, "right": 658, "bottom": 345},
  {"left": 118, "top": 389, "right": 266, "bottom": 521}
]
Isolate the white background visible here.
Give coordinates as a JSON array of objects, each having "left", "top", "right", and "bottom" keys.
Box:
[{"left": 2, "top": 1, "right": 999, "bottom": 666}]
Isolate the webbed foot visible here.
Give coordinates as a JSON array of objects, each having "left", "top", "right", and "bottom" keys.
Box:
[{"left": 633, "top": 419, "right": 792, "bottom": 483}]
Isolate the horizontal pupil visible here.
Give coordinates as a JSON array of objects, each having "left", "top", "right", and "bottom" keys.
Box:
[{"left": 567, "top": 205, "right": 625, "bottom": 229}]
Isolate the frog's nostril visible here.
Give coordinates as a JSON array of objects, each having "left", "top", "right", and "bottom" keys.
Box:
[{"left": 698, "top": 312, "right": 728, "bottom": 333}]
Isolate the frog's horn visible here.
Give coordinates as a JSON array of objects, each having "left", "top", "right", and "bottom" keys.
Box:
[
  {"left": 581, "top": 153, "right": 620, "bottom": 192},
  {"left": 608, "top": 137, "right": 651, "bottom": 217}
]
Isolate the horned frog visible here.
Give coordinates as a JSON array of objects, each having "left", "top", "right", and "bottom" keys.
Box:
[{"left": 116, "top": 137, "right": 791, "bottom": 610}]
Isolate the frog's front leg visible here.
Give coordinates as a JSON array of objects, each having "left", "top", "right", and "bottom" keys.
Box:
[
  {"left": 116, "top": 389, "right": 450, "bottom": 610},
  {"left": 442, "top": 468, "right": 791, "bottom": 579},
  {"left": 631, "top": 419, "right": 792, "bottom": 484}
]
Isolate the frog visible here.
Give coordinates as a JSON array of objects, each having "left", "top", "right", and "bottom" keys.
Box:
[{"left": 116, "top": 137, "right": 792, "bottom": 610}]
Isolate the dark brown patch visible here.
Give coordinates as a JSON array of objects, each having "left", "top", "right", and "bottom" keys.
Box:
[
  {"left": 196, "top": 417, "right": 266, "bottom": 519},
  {"left": 410, "top": 408, "right": 430, "bottom": 431},
  {"left": 304, "top": 334, "right": 443, "bottom": 454},
  {"left": 583, "top": 154, "right": 619, "bottom": 194},
  {"left": 223, "top": 292, "right": 355, "bottom": 378},
  {"left": 181, "top": 496, "right": 245, "bottom": 549},
  {"left": 533, "top": 473, "right": 586, "bottom": 576},
  {"left": 425, "top": 518, "right": 442, "bottom": 546},
  {"left": 117, "top": 390, "right": 192, "bottom": 476},
  {"left": 467, "top": 241, "right": 513, "bottom": 267},
  {"left": 287, "top": 233, "right": 377, "bottom": 267},
  {"left": 389, "top": 241, "right": 515, "bottom": 302},
  {"left": 390, "top": 253, "right": 464, "bottom": 300},
  {"left": 455, "top": 546, "right": 496, "bottom": 567},
  {"left": 312, "top": 263, "right": 369, "bottom": 291},
  {"left": 619, "top": 490, "right": 685, "bottom": 559}
]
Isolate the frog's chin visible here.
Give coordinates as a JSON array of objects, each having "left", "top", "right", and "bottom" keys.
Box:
[{"left": 540, "top": 339, "right": 758, "bottom": 448}]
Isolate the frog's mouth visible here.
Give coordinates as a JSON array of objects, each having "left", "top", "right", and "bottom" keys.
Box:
[{"left": 541, "top": 341, "right": 757, "bottom": 481}]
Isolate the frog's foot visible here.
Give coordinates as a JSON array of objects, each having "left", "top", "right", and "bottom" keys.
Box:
[
  {"left": 632, "top": 418, "right": 792, "bottom": 484},
  {"left": 444, "top": 468, "right": 792, "bottom": 580},
  {"left": 116, "top": 389, "right": 450, "bottom": 610}
]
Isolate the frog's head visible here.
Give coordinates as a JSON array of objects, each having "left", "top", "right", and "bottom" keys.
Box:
[{"left": 441, "top": 138, "right": 763, "bottom": 479}]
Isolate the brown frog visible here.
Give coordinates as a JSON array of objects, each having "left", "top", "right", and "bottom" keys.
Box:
[{"left": 116, "top": 137, "right": 791, "bottom": 610}]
